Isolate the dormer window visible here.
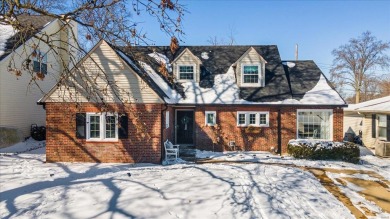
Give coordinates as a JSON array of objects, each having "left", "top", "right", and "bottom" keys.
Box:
[
  {"left": 241, "top": 64, "right": 261, "bottom": 86},
  {"left": 178, "top": 65, "right": 194, "bottom": 80}
]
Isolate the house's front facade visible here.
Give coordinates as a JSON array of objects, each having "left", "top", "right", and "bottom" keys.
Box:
[
  {"left": 40, "top": 40, "right": 346, "bottom": 163},
  {"left": 344, "top": 96, "right": 390, "bottom": 148},
  {"left": 0, "top": 15, "right": 78, "bottom": 147}
]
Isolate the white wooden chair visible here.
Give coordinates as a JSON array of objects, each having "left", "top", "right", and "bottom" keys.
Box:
[
  {"left": 164, "top": 140, "right": 180, "bottom": 163},
  {"left": 165, "top": 140, "right": 180, "bottom": 154},
  {"left": 228, "top": 141, "right": 236, "bottom": 151}
]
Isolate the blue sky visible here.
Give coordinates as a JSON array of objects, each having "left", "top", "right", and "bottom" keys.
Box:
[{"left": 136, "top": 0, "right": 390, "bottom": 76}]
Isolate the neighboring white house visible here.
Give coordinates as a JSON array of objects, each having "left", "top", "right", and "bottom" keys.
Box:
[
  {"left": 0, "top": 15, "right": 78, "bottom": 147},
  {"left": 344, "top": 96, "right": 390, "bottom": 148}
]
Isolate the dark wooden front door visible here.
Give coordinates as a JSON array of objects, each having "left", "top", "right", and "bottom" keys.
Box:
[{"left": 176, "top": 110, "right": 194, "bottom": 144}]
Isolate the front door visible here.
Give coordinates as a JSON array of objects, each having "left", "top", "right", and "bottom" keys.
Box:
[{"left": 176, "top": 110, "right": 194, "bottom": 144}]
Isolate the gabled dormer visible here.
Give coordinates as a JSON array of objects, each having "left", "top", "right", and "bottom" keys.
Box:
[
  {"left": 172, "top": 48, "right": 202, "bottom": 83},
  {"left": 235, "top": 47, "right": 267, "bottom": 87}
]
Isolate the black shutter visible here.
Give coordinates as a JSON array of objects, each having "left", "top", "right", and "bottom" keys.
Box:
[
  {"left": 372, "top": 114, "right": 376, "bottom": 138},
  {"left": 41, "top": 63, "right": 47, "bottom": 74},
  {"left": 76, "top": 113, "right": 86, "bottom": 139},
  {"left": 33, "top": 61, "right": 40, "bottom": 72},
  {"left": 118, "top": 114, "right": 128, "bottom": 139},
  {"left": 387, "top": 115, "right": 390, "bottom": 141}
]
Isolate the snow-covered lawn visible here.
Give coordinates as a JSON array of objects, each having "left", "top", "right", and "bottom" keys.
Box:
[{"left": 1, "top": 140, "right": 389, "bottom": 219}]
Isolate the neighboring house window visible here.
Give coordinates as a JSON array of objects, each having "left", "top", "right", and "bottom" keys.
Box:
[
  {"left": 32, "top": 50, "right": 47, "bottom": 74},
  {"left": 178, "top": 65, "right": 194, "bottom": 80},
  {"left": 237, "top": 112, "right": 269, "bottom": 127},
  {"left": 166, "top": 111, "right": 170, "bottom": 129},
  {"left": 378, "top": 115, "right": 387, "bottom": 139},
  {"left": 242, "top": 65, "right": 261, "bottom": 86},
  {"left": 297, "top": 110, "right": 332, "bottom": 140},
  {"left": 86, "top": 113, "right": 118, "bottom": 141},
  {"left": 205, "top": 111, "right": 216, "bottom": 126}
]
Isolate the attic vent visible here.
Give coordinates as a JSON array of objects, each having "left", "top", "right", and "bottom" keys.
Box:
[
  {"left": 282, "top": 61, "right": 296, "bottom": 68},
  {"left": 201, "top": 52, "right": 209, "bottom": 59}
]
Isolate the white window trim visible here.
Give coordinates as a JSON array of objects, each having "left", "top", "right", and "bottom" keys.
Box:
[
  {"left": 296, "top": 109, "right": 333, "bottom": 141},
  {"left": 241, "top": 64, "right": 262, "bottom": 87},
  {"left": 86, "top": 112, "right": 118, "bottom": 141},
  {"left": 377, "top": 114, "right": 387, "bottom": 140},
  {"left": 166, "top": 111, "right": 170, "bottom": 129},
  {"left": 205, "top": 111, "right": 217, "bottom": 126},
  {"left": 177, "top": 64, "right": 196, "bottom": 82},
  {"left": 236, "top": 111, "right": 269, "bottom": 127}
]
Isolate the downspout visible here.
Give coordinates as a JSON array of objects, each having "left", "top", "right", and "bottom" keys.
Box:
[
  {"left": 160, "top": 103, "right": 168, "bottom": 164},
  {"left": 277, "top": 109, "right": 282, "bottom": 155}
]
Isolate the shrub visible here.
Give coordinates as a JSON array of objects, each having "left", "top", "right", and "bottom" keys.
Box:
[{"left": 287, "top": 140, "right": 360, "bottom": 163}]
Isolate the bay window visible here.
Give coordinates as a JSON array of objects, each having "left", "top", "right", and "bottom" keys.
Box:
[{"left": 297, "top": 110, "right": 332, "bottom": 140}]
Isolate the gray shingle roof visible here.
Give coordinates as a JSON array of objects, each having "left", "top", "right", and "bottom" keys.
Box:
[
  {"left": 0, "top": 14, "right": 56, "bottom": 61},
  {"left": 116, "top": 45, "right": 346, "bottom": 105},
  {"left": 283, "top": 60, "right": 345, "bottom": 104},
  {"left": 120, "top": 45, "right": 293, "bottom": 102}
]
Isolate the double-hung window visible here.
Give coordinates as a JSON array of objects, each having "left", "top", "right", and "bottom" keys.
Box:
[
  {"left": 237, "top": 112, "right": 269, "bottom": 127},
  {"left": 242, "top": 65, "right": 261, "bottom": 86},
  {"left": 178, "top": 65, "right": 194, "bottom": 80},
  {"left": 32, "top": 50, "right": 47, "bottom": 75},
  {"left": 297, "top": 110, "right": 332, "bottom": 140},
  {"left": 205, "top": 111, "right": 216, "bottom": 126},
  {"left": 378, "top": 115, "right": 387, "bottom": 139},
  {"left": 86, "top": 112, "right": 118, "bottom": 141}
]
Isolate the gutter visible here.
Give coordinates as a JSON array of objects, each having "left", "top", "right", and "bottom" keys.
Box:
[
  {"left": 170, "top": 103, "right": 348, "bottom": 108},
  {"left": 37, "top": 100, "right": 46, "bottom": 109},
  {"left": 277, "top": 109, "right": 282, "bottom": 155},
  {"left": 160, "top": 103, "right": 168, "bottom": 164}
]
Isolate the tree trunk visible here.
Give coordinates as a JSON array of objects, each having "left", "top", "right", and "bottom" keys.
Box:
[{"left": 355, "top": 90, "right": 360, "bottom": 104}]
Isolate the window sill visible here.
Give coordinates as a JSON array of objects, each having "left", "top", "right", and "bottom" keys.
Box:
[
  {"left": 86, "top": 139, "right": 119, "bottom": 143},
  {"left": 237, "top": 125, "right": 269, "bottom": 128},
  {"left": 177, "top": 79, "right": 196, "bottom": 83},
  {"left": 240, "top": 83, "right": 262, "bottom": 87}
]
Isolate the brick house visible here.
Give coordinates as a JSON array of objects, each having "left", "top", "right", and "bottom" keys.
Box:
[{"left": 39, "top": 40, "right": 346, "bottom": 163}]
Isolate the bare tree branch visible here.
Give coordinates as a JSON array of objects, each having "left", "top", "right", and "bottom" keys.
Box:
[{"left": 330, "top": 31, "right": 390, "bottom": 103}]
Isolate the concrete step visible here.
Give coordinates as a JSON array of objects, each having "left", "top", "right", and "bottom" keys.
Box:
[
  {"left": 178, "top": 145, "right": 196, "bottom": 150},
  {"left": 180, "top": 156, "right": 196, "bottom": 162},
  {"left": 179, "top": 148, "right": 196, "bottom": 157}
]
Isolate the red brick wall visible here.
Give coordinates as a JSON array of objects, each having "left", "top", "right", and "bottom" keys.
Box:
[
  {"left": 193, "top": 106, "right": 344, "bottom": 154},
  {"left": 46, "top": 103, "right": 162, "bottom": 163}
]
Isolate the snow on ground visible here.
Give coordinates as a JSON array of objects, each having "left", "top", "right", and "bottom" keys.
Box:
[
  {"left": 0, "top": 23, "right": 16, "bottom": 56},
  {"left": 0, "top": 138, "right": 45, "bottom": 155},
  {"left": 0, "top": 144, "right": 357, "bottom": 218},
  {"left": 196, "top": 149, "right": 390, "bottom": 181}
]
